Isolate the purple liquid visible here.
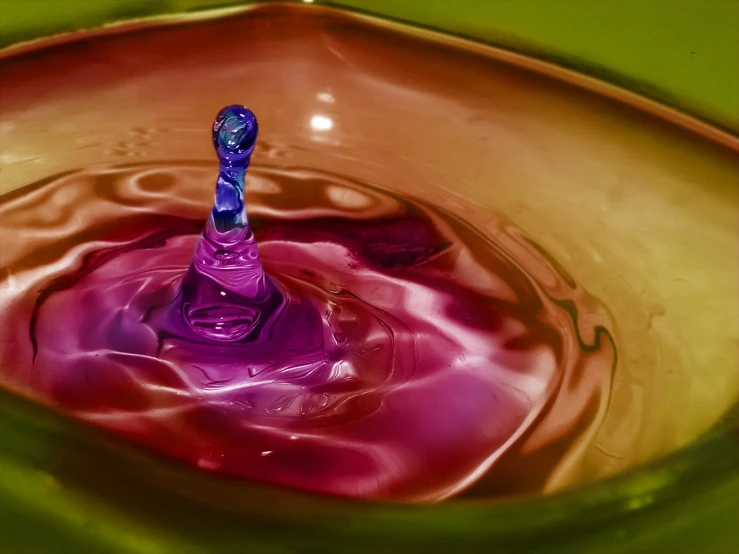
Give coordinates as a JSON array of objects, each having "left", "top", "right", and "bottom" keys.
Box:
[
  {"left": 152, "top": 107, "right": 287, "bottom": 344},
  {"left": 0, "top": 106, "right": 615, "bottom": 502}
]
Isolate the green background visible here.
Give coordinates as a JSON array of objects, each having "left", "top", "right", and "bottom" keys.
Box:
[{"left": 1, "top": 0, "right": 738, "bottom": 132}]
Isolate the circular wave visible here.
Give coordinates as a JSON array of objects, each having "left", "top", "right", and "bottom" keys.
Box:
[{"left": 0, "top": 163, "right": 616, "bottom": 501}]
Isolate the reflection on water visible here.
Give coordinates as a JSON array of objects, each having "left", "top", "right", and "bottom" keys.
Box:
[{"left": 0, "top": 3, "right": 737, "bottom": 502}]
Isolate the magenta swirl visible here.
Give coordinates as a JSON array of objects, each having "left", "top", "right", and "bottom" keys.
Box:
[{"left": 0, "top": 161, "right": 616, "bottom": 501}]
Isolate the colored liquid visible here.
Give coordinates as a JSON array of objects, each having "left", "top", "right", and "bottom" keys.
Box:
[{"left": 0, "top": 5, "right": 737, "bottom": 502}]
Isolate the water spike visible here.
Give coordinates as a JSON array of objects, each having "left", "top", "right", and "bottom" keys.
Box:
[
  {"left": 176, "top": 105, "right": 280, "bottom": 342},
  {"left": 211, "top": 105, "right": 259, "bottom": 231}
]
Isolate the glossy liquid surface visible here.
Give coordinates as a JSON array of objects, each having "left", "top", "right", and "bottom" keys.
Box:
[
  {"left": 0, "top": 156, "right": 616, "bottom": 500},
  {"left": 0, "top": 4, "right": 737, "bottom": 501}
]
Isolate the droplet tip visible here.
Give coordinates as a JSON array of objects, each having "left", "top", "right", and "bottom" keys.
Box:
[{"left": 213, "top": 105, "right": 258, "bottom": 165}]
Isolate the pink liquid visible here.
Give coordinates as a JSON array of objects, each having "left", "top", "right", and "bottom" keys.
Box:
[
  {"left": 20, "top": 4, "right": 730, "bottom": 503},
  {"left": 0, "top": 158, "right": 614, "bottom": 501}
]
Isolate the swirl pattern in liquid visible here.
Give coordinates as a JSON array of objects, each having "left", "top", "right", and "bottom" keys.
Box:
[{"left": 0, "top": 107, "right": 616, "bottom": 502}]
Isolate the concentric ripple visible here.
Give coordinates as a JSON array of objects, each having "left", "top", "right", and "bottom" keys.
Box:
[{"left": 0, "top": 163, "right": 616, "bottom": 501}]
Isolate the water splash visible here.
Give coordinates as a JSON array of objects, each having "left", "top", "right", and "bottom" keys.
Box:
[
  {"left": 0, "top": 107, "right": 617, "bottom": 502},
  {"left": 177, "top": 106, "right": 280, "bottom": 342}
]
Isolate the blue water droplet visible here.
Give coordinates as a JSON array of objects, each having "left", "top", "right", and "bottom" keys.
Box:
[{"left": 212, "top": 105, "right": 258, "bottom": 167}]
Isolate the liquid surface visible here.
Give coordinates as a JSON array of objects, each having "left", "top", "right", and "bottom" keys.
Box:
[
  {"left": 0, "top": 151, "right": 615, "bottom": 500},
  {"left": 0, "top": 4, "right": 737, "bottom": 501}
]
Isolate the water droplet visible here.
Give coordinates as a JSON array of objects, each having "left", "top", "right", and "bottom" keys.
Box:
[{"left": 213, "top": 105, "right": 258, "bottom": 167}]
